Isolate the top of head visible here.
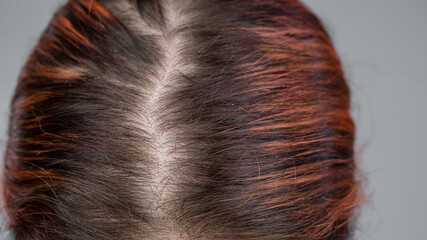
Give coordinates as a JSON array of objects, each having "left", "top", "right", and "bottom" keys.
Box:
[{"left": 1, "top": 0, "right": 361, "bottom": 239}]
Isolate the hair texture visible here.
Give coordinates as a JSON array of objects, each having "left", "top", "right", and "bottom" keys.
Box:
[{"left": 1, "top": 0, "right": 361, "bottom": 239}]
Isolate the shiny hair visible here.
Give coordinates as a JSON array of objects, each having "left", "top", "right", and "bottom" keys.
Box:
[{"left": 1, "top": 0, "right": 361, "bottom": 239}]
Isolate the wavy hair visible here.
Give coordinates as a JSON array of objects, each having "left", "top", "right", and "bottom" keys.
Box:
[{"left": 1, "top": 0, "right": 361, "bottom": 239}]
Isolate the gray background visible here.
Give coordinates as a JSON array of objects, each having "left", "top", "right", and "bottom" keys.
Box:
[{"left": 0, "top": 1, "right": 426, "bottom": 239}]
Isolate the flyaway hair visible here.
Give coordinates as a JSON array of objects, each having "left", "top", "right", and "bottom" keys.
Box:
[{"left": 1, "top": 0, "right": 361, "bottom": 239}]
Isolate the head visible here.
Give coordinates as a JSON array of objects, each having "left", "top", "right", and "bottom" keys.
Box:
[{"left": 1, "top": 0, "right": 361, "bottom": 239}]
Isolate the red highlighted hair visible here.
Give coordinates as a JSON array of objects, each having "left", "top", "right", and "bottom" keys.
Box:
[{"left": 1, "top": 0, "right": 361, "bottom": 239}]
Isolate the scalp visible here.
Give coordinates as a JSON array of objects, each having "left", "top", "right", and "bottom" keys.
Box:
[{"left": 1, "top": 0, "right": 361, "bottom": 239}]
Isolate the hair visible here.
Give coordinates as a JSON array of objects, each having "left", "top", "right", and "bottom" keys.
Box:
[{"left": 1, "top": 0, "right": 361, "bottom": 239}]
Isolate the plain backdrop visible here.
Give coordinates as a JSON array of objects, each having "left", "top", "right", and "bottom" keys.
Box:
[{"left": 0, "top": 1, "right": 426, "bottom": 239}]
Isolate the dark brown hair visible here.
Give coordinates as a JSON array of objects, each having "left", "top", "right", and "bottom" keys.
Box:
[{"left": 1, "top": 0, "right": 361, "bottom": 239}]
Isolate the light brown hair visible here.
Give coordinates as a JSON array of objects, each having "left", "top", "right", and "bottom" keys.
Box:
[{"left": 1, "top": 0, "right": 361, "bottom": 239}]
